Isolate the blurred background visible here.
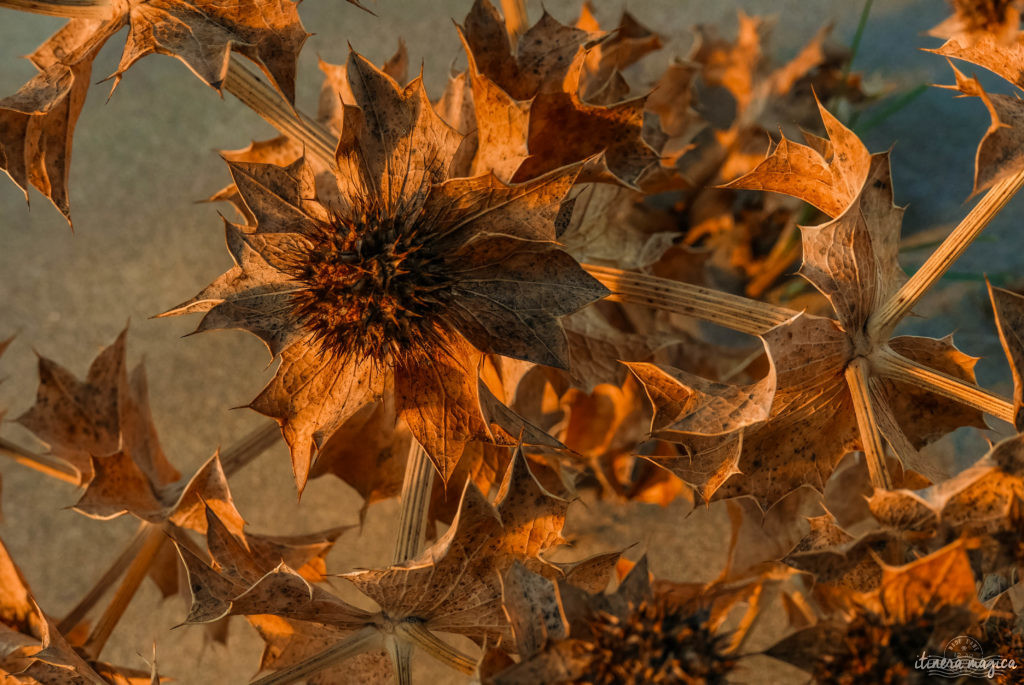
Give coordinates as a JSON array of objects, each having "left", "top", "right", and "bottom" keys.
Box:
[{"left": 0, "top": 0, "right": 1018, "bottom": 682}]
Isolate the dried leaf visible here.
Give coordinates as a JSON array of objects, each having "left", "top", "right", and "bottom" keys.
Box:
[
  {"left": 0, "top": 19, "right": 120, "bottom": 223},
  {"left": 941, "top": 64, "right": 1024, "bottom": 194},
  {"left": 344, "top": 447, "right": 568, "bottom": 642},
  {"left": 113, "top": 0, "right": 308, "bottom": 102},
  {"left": 724, "top": 98, "right": 871, "bottom": 219},
  {"left": 991, "top": 283, "right": 1024, "bottom": 430}
]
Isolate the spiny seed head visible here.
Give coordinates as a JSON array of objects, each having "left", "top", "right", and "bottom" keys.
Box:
[
  {"left": 579, "top": 600, "right": 735, "bottom": 684},
  {"left": 953, "top": 0, "right": 1021, "bottom": 31},
  {"left": 285, "top": 197, "right": 455, "bottom": 366},
  {"left": 981, "top": 617, "right": 1024, "bottom": 684},
  {"left": 810, "top": 610, "right": 949, "bottom": 685}
]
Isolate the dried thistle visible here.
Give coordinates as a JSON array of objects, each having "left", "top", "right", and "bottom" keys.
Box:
[
  {"left": 580, "top": 601, "right": 736, "bottom": 685},
  {"left": 162, "top": 50, "right": 608, "bottom": 489}
]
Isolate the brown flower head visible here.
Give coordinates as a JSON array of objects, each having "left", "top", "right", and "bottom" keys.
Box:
[
  {"left": 162, "top": 50, "right": 608, "bottom": 490},
  {"left": 937, "top": 0, "right": 1022, "bottom": 38},
  {"left": 580, "top": 601, "right": 736, "bottom": 684}
]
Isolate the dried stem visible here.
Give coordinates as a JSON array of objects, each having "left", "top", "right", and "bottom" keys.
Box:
[
  {"left": 223, "top": 58, "right": 336, "bottom": 168},
  {"left": 57, "top": 424, "right": 278, "bottom": 637},
  {"left": 392, "top": 439, "right": 433, "bottom": 564},
  {"left": 396, "top": 622, "right": 476, "bottom": 675},
  {"left": 0, "top": 437, "right": 79, "bottom": 484},
  {"left": 219, "top": 421, "right": 282, "bottom": 477},
  {"left": 386, "top": 633, "right": 413, "bottom": 685},
  {"left": 844, "top": 357, "right": 893, "bottom": 489},
  {"left": 0, "top": 0, "right": 110, "bottom": 18},
  {"left": 82, "top": 524, "right": 166, "bottom": 659},
  {"left": 500, "top": 0, "right": 527, "bottom": 44},
  {"left": 867, "top": 375, "right": 919, "bottom": 468},
  {"left": 872, "top": 346, "right": 1015, "bottom": 424},
  {"left": 585, "top": 264, "right": 796, "bottom": 336},
  {"left": 868, "top": 168, "right": 1024, "bottom": 340},
  {"left": 58, "top": 521, "right": 151, "bottom": 635},
  {"left": 249, "top": 625, "right": 381, "bottom": 685}
]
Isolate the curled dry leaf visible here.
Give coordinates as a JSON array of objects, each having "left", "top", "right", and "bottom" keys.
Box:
[
  {"left": 512, "top": 53, "right": 660, "bottom": 188},
  {"left": 0, "top": 0, "right": 326, "bottom": 222},
  {"left": 941, "top": 63, "right": 1024, "bottom": 195},
  {"left": 307, "top": 397, "right": 411, "bottom": 519},
  {"left": 724, "top": 97, "right": 872, "bottom": 220},
  {"left": 161, "top": 50, "right": 606, "bottom": 491},
  {"left": 110, "top": 0, "right": 308, "bottom": 101},
  {"left": 343, "top": 447, "right": 569, "bottom": 644},
  {"left": 456, "top": 0, "right": 661, "bottom": 188},
  {"left": 175, "top": 505, "right": 359, "bottom": 626},
  {"left": 459, "top": 0, "right": 593, "bottom": 101},
  {"left": 575, "top": 4, "right": 663, "bottom": 104},
  {"left": 560, "top": 183, "right": 677, "bottom": 272},
  {"left": 990, "top": 282, "right": 1024, "bottom": 430},
  {"left": 17, "top": 329, "right": 179, "bottom": 486},
  {"left": 928, "top": 4, "right": 1024, "bottom": 195},
  {"left": 929, "top": 1, "right": 1024, "bottom": 91},
  {"left": 0, "top": 19, "right": 119, "bottom": 224}
]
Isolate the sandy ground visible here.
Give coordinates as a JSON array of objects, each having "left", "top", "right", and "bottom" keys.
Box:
[{"left": 0, "top": 0, "right": 1020, "bottom": 682}]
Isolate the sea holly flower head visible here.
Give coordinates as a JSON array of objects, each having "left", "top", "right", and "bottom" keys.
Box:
[{"left": 162, "top": 50, "right": 608, "bottom": 491}]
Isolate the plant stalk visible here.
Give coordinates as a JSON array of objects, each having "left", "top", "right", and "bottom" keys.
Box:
[
  {"left": 386, "top": 632, "right": 413, "bottom": 685},
  {"left": 223, "top": 58, "right": 336, "bottom": 168},
  {"left": 844, "top": 357, "right": 893, "bottom": 489},
  {"left": 0, "top": 0, "right": 109, "bottom": 18},
  {"left": 872, "top": 346, "right": 1015, "bottom": 424},
  {"left": 0, "top": 437, "right": 80, "bottom": 484},
  {"left": 397, "top": 621, "right": 476, "bottom": 675},
  {"left": 500, "top": 0, "right": 527, "bottom": 45},
  {"left": 219, "top": 421, "right": 283, "bottom": 477},
  {"left": 392, "top": 439, "right": 433, "bottom": 564},
  {"left": 58, "top": 521, "right": 151, "bottom": 636},
  {"left": 82, "top": 524, "right": 166, "bottom": 659},
  {"left": 586, "top": 264, "right": 796, "bottom": 336},
  {"left": 868, "top": 168, "right": 1024, "bottom": 340},
  {"left": 249, "top": 625, "right": 381, "bottom": 685}
]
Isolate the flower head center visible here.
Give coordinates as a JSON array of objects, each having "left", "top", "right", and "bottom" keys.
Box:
[{"left": 290, "top": 208, "right": 453, "bottom": 363}]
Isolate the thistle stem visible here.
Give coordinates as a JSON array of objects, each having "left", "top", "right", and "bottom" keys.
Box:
[
  {"left": 867, "top": 375, "right": 918, "bottom": 469},
  {"left": 219, "top": 421, "right": 283, "bottom": 477},
  {"left": 584, "top": 264, "right": 796, "bottom": 336},
  {"left": 868, "top": 168, "right": 1024, "bottom": 340},
  {"left": 844, "top": 357, "right": 893, "bottom": 490},
  {"left": 65, "top": 423, "right": 279, "bottom": 640},
  {"left": 872, "top": 346, "right": 1015, "bottom": 424},
  {"left": 386, "top": 633, "right": 413, "bottom": 685},
  {"left": 58, "top": 521, "right": 151, "bottom": 636},
  {"left": 499, "top": 0, "right": 527, "bottom": 45},
  {"left": 223, "top": 58, "right": 336, "bottom": 168},
  {"left": 249, "top": 625, "right": 381, "bottom": 685},
  {"left": 397, "top": 622, "right": 476, "bottom": 675},
  {"left": 0, "top": 437, "right": 79, "bottom": 484},
  {"left": 392, "top": 439, "right": 433, "bottom": 564},
  {"left": 0, "top": 0, "right": 109, "bottom": 18},
  {"left": 82, "top": 524, "right": 166, "bottom": 659}
]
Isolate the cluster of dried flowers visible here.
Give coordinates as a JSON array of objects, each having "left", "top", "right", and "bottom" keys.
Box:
[{"left": 1, "top": 0, "right": 1024, "bottom": 682}]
